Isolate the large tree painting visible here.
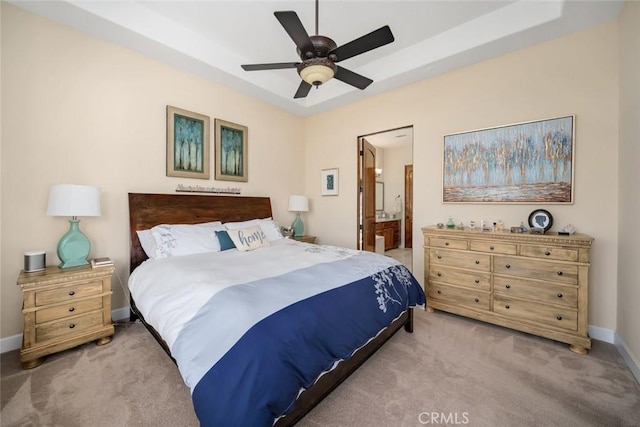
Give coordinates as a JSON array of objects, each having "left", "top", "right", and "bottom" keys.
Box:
[{"left": 215, "top": 119, "right": 248, "bottom": 182}]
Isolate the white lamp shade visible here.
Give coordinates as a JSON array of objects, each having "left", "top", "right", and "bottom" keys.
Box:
[
  {"left": 299, "top": 65, "right": 335, "bottom": 85},
  {"left": 288, "top": 195, "right": 309, "bottom": 212},
  {"left": 46, "top": 184, "right": 101, "bottom": 217}
]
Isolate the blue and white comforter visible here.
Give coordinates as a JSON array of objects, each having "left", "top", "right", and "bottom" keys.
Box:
[{"left": 129, "top": 239, "right": 425, "bottom": 426}]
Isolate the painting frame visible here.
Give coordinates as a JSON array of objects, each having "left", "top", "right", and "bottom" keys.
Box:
[
  {"left": 166, "top": 105, "right": 210, "bottom": 180},
  {"left": 215, "top": 118, "right": 248, "bottom": 182},
  {"left": 442, "top": 115, "right": 575, "bottom": 204},
  {"left": 321, "top": 168, "right": 339, "bottom": 196}
]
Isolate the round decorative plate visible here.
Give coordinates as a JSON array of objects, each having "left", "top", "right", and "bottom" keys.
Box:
[{"left": 528, "top": 209, "right": 553, "bottom": 232}]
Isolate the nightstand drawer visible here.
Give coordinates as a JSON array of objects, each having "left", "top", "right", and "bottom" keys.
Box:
[
  {"left": 35, "top": 297, "right": 104, "bottom": 324},
  {"left": 36, "top": 310, "right": 104, "bottom": 342},
  {"left": 35, "top": 281, "right": 103, "bottom": 306}
]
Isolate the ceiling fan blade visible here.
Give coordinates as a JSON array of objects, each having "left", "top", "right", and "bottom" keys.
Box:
[
  {"left": 334, "top": 66, "right": 373, "bottom": 90},
  {"left": 329, "top": 25, "right": 394, "bottom": 62},
  {"left": 241, "top": 62, "right": 298, "bottom": 71},
  {"left": 294, "top": 80, "right": 313, "bottom": 99},
  {"left": 274, "top": 11, "right": 316, "bottom": 59}
]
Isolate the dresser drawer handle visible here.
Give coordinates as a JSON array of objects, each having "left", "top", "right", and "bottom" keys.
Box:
[
  {"left": 489, "top": 246, "right": 495, "bottom": 250},
  {"left": 557, "top": 271, "right": 563, "bottom": 276},
  {"left": 68, "top": 290, "right": 75, "bottom": 296},
  {"left": 557, "top": 293, "right": 563, "bottom": 298},
  {"left": 68, "top": 307, "right": 75, "bottom": 312},
  {"left": 505, "top": 264, "right": 511, "bottom": 269},
  {"left": 474, "top": 298, "right": 480, "bottom": 303},
  {"left": 505, "top": 305, "right": 510, "bottom": 309},
  {"left": 69, "top": 323, "right": 76, "bottom": 329},
  {"left": 437, "top": 290, "right": 442, "bottom": 294},
  {"left": 445, "top": 242, "right": 449, "bottom": 246},
  {"left": 437, "top": 273, "right": 442, "bottom": 277},
  {"left": 545, "top": 251, "right": 551, "bottom": 256},
  {"left": 474, "top": 279, "right": 480, "bottom": 284},
  {"left": 475, "top": 260, "right": 480, "bottom": 264},
  {"left": 437, "top": 255, "right": 442, "bottom": 259},
  {"left": 505, "top": 284, "right": 511, "bottom": 289},
  {"left": 556, "top": 315, "right": 563, "bottom": 321}
]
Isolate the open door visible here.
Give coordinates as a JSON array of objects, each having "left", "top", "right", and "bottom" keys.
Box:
[{"left": 357, "top": 138, "right": 376, "bottom": 251}]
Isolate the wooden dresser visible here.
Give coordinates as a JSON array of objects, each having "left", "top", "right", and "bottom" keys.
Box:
[
  {"left": 422, "top": 226, "right": 593, "bottom": 354},
  {"left": 17, "top": 264, "right": 115, "bottom": 369},
  {"left": 375, "top": 219, "right": 401, "bottom": 251}
]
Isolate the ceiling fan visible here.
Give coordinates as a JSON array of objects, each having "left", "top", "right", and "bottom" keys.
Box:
[{"left": 241, "top": 0, "right": 395, "bottom": 99}]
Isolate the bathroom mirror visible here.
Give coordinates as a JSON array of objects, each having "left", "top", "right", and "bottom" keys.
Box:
[{"left": 375, "top": 182, "right": 384, "bottom": 211}]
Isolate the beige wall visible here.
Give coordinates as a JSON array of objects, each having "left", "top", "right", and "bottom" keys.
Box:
[
  {"left": 305, "top": 22, "right": 620, "bottom": 331},
  {"left": 617, "top": 2, "right": 640, "bottom": 366},
  {"left": 0, "top": 4, "right": 305, "bottom": 338}
]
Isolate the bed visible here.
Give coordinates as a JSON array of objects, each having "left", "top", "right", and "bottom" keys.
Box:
[{"left": 127, "top": 192, "right": 425, "bottom": 426}]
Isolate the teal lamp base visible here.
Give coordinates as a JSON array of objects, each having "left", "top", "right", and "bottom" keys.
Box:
[
  {"left": 291, "top": 212, "right": 304, "bottom": 237},
  {"left": 57, "top": 219, "right": 91, "bottom": 268}
]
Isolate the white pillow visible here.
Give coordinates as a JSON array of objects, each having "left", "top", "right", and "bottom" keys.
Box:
[
  {"left": 224, "top": 218, "right": 283, "bottom": 241},
  {"left": 136, "top": 229, "right": 158, "bottom": 259},
  {"left": 226, "top": 226, "right": 271, "bottom": 251},
  {"left": 151, "top": 221, "right": 225, "bottom": 258}
]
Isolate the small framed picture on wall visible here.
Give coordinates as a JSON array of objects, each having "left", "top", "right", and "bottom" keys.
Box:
[{"left": 321, "top": 168, "right": 339, "bottom": 196}]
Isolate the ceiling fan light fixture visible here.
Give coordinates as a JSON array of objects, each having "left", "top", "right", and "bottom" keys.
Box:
[{"left": 298, "top": 58, "right": 337, "bottom": 86}]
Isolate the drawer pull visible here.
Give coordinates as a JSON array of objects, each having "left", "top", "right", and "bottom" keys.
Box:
[
  {"left": 437, "top": 255, "right": 442, "bottom": 259},
  {"left": 545, "top": 251, "right": 551, "bottom": 256},
  {"left": 556, "top": 315, "right": 563, "bottom": 321},
  {"left": 474, "top": 279, "right": 480, "bottom": 284},
  {"left": 505, "top": 284, "right": 511, "bottom": 289},
  {"left": 474, "top": 298, "right": 480, "bottom": 303},
  {"left": 68, "top": 307, "right": 75, "bottom": 312},
  {"left": 505, "top": 305, "right": 510, "bottom": 309},
  {"left": 557, "top": 293, "right": 563, "bottom": 298},
  {"left": 489, "top": 246, "right": 495, "bottom": 250},
  {"left": 68, "top": 290, "right": 75, "bottom": 296},
  {"left": 505, "top": 264, "right": 511, "bottom": 269},
  {"left": 557, "top": 271, "right": 563, "bottom": 276},
  {"left": 445, "top": 242, "right": 450, "bottom": 246},
  {"left": 437, "top": 273, "right": 442, "bottom": 277},
  {"left": 475, "top": 260, "right": 480, "bottom": 264},
  {"left": 437, "top": 290, "right": 442, "bottom": 294},
  {"left": 69, "top": 323, "right": 76, "bottom": 329}
]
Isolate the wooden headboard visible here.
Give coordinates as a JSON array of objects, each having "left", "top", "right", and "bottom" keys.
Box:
[{"left": 128, "top": 193, "right": 273, "bottom": 273}]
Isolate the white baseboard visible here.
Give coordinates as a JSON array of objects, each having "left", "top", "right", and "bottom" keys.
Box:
[
  {"left": 0, "top": 307, "right": 131, "bottom": 354},
  {"left": 614, "top": 332, "right": 640, "bottom": 384},
  {"left": 588, "top": 325, "right": 615, "bottom": 344}
]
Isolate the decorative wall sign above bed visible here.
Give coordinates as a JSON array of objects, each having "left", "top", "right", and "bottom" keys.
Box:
[
  {"left": 166, "top": 106, "right": 210, "bottom": 179},
  {"left": 443, "top": 115, "right": 575, "bottom": 203},
  {"left": 215, "top": 119, "right": 248, "bottom": 182}
]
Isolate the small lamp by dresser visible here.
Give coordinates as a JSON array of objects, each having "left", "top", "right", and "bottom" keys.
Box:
[
  {"left": 46, "top": 184, "right": 101, "bottom": 268},
  {"left": 288, "top": 195, "right": 309, "bottom": 237}
]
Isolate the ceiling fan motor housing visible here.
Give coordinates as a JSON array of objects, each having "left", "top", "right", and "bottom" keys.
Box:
[{"left": 297, "top": 35, "right": 337, "bottom": 60}]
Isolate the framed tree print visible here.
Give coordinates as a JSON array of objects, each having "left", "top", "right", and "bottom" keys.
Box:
[
  {"left": 166, "top": 106, "right": 210, "bottom": 179},
  {"left": 215, "top": 119, "right": 248, "bottom": 182}
]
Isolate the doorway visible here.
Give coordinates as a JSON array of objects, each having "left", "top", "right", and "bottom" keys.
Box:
[{"left": 357, "top": 126, "right": 414, "bottom": 271}]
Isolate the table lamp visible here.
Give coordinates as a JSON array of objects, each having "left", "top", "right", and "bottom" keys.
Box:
[
  {"left": 46, "top": 184, "right": 101, "bottom": 268},
  {"left": 288, "top": 195, "right": 309, "bottom": 237}
]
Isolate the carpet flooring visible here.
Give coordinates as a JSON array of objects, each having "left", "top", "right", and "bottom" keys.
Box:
[{"left": 2, "top": 309, "right": 639, "bottom": 426}]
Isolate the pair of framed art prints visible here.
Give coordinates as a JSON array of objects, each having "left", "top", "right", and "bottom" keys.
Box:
[{"left": 166, "top": 105, "right": 247, "bottom": 182}]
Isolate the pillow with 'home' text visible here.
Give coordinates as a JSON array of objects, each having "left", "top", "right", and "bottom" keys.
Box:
[{"left": 226, "top": 226, "right": 271, "bottom": 251}]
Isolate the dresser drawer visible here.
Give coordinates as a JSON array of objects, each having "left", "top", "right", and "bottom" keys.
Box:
[
  {"left": 429, "top": 237, "right": 468, "bottom": 250},
  {"left": 493, "top": 276, "right": 577, "bottom": 308},
  {"left": 493, "top": 295, "right": 577, "bottom": 331},
  {"left": 36, "top": 310, "right": 104, "bottom": 343},
  {"left": 469, "top": 240, "right": 517, "bottom": 255},
  {"left": 35, "top": 297, "right": 104, "bottom": 324},
  {"left": 35, "top": 281, "right": 103, "bottom": 306},
  {"left": 430, "top": 266, "right": 491, "bottom": 291},
  {"left": 428, "top": 284, "right": 490, "bottom": 310},
  {"left": 493, "top": 257, "right": 578, "bottom": 285},
  {"left": 430, "top": 249, "right": 490, "bottom": 271},
  {"left": 520, "top": 245, "right": 579, "bottom": 262}
]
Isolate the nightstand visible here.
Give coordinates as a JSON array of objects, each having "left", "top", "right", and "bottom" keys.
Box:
[
  {"left": 292, "top": 235, "right": 317, "bottom": 244},
  {"left": 16, "top": 264, "right": 115, "bottom": 369}
]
